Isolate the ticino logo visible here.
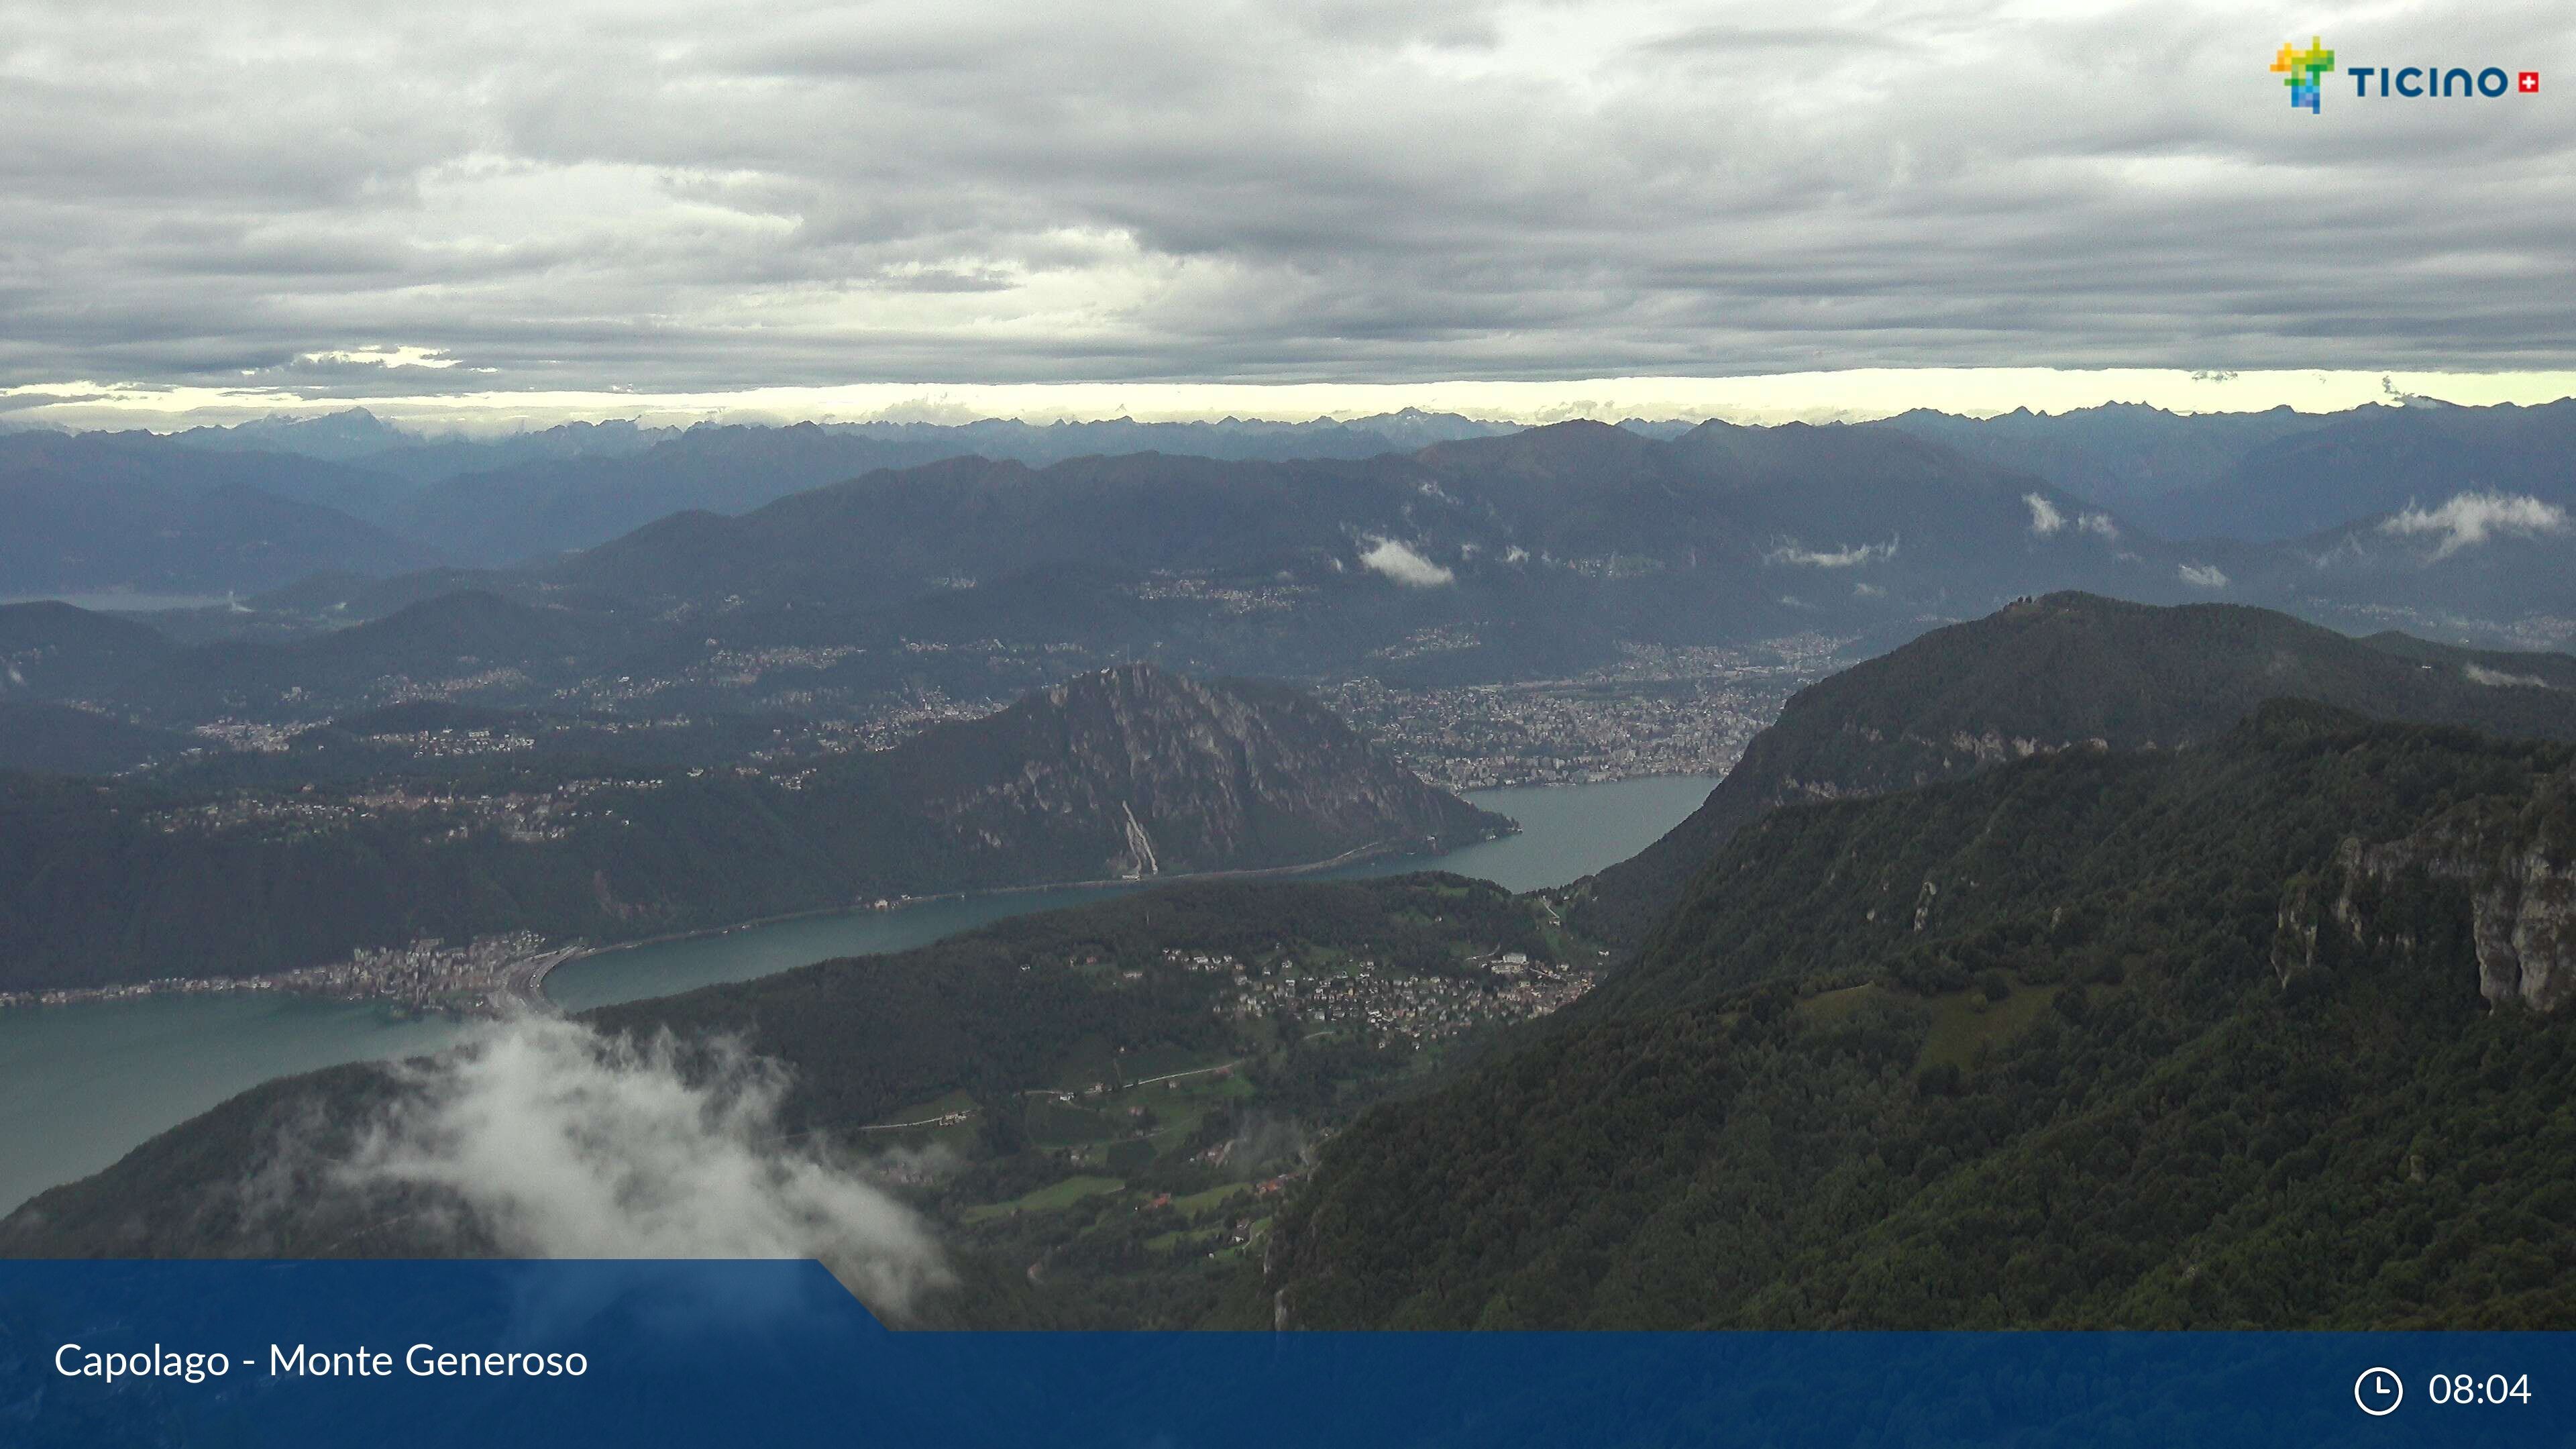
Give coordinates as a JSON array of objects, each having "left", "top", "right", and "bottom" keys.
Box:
[{"left": 2270, "top": 36, "right": 2538, "bottom": 113}]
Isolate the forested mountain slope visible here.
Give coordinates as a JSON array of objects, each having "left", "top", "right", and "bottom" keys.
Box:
[
  {"left": 1574, "top": 593, "right": 2576, "bottom": 944},
  {"left": 1269, "top": 703, "right": 2576, "bottom": 1328}
]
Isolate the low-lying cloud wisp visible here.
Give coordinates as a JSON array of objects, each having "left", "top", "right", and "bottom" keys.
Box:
[
  {"left": 2465, "top": 663, "right": 2554, "bottom": 689},
  {"left": 2379, "top": 492, "right": 2570, "bottom": 560},
  {"left": 2023, "top": 492, "right": 2119, "bottom": 540},
  {"left": 1358, "top": 537, "right": 1455, "bottom": 587},
  {"left": 1766, "top": 536, "right": 1899, "bottom": 568},
  {"left": 338, "top": 1016, "right": 950, "bottom": 1317}
]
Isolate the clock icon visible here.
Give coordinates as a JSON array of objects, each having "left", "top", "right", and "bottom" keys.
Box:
[{"left": 2356, "top": 1367, "right": 2404, "bottom": 1416}]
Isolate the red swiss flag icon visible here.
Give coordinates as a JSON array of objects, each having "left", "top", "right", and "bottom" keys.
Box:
[{"left": 2520, "top": 71, "right": 2540, "bottom": 93}]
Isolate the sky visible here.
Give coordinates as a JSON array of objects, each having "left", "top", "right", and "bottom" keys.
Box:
[{"left": 3, "top": 0, "right": 2571, "bottom": 431}]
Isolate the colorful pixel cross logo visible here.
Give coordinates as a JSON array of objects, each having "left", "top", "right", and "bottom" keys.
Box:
[{"left": 2271, "top": 36, "right": 2337, "bottom": 112}]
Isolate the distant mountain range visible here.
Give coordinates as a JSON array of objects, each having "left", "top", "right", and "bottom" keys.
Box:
[
  {"left": 162, "top": 405, "right": 1524, "bottom": 480},
  {"left": 1874, "top": 396, "right": 2576, "bottom": 542},
  {"left": 0, "top": 662, "right": 1505, "bottom": 991},
  {"left": 6, "top": 400, "right": 2573, "bottom": 613},
  {"left": 0, "top": 431, "right": 428, "bottom": 594},
  {"left": 518, "top": 413, "right": 2576, "bottom": 661},
  {"left": 2, "top": 419, "right": 2211, "bottom": 727},
  {"left": 1867, "top": 402, "right": 2321, "bottom": 515},
  {"left": 0, "top": 410, "right": 1523, "bottom": 592},
  {"left": 5, "top": 405, "right": 2573, "bottom": 743}
]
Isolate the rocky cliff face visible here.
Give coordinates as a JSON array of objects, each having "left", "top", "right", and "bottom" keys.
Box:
[
  {"left": 2475, "top": 848, "right": 2576, "bottom": 1012},
  {"left": 2272, "top": 771, "right": 2576, "bottom": 1012},
  {"left": 880, "top": 663, "right": 1511, "bottom": 880}
]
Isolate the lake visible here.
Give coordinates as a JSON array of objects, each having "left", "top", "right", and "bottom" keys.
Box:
[
  {"left": 547, "top": 773, "right": 1719, "bottom": 1011},
  {"left": 0, "top": 773, "right": 1715, "bottom": 1212}
]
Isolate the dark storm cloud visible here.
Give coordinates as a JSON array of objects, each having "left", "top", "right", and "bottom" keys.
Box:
[{"left": 0, "top": 0, "right": 2570, "bottom": 396}]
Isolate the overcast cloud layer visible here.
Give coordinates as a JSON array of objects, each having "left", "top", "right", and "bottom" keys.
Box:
[{"left": 3, "top": 0, "right": 2571, "bottom": 410}]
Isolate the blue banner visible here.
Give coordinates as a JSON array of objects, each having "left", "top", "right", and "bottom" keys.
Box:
[{"left": 3, "top": 1260, "right": 2569, "bottom": 1447}]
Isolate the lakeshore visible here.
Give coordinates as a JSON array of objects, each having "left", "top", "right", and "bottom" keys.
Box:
[
  {"left": 0, "top": 775, "right": 1717, "bottom": 1213},
  {"left": 0, "top": 936, "right": 588, "bottom": 1019},
  {"left": 0, "top": 824, "right": 1512, "bottom": 1019}
]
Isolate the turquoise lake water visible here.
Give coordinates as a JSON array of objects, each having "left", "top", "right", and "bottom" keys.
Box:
[{"left": 0, "top": 775, "right": 1717, "bottom": 1212}]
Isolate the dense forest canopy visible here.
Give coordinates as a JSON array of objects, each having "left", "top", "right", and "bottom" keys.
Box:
[{"left": 1268, "top": 704, "right": 2576, "bottom": 1328}]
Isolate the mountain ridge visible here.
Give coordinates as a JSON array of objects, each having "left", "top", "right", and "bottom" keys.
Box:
[{"left": 1572, "top": 592, "right": 2576, "bottom": 945}]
